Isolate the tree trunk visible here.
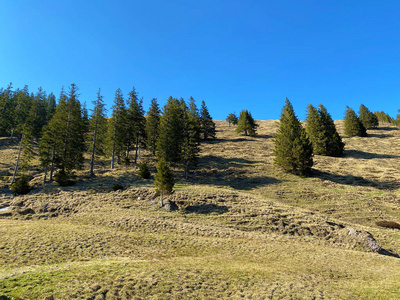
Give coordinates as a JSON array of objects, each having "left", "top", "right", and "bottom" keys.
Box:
[
  {"left": 111, "top": 127, "right": 116, "bottom": 169},
  {"left": 11, "top": 134, "right": 23, "bottom": 185},
  {"left": 160, "top": 193, "right": 163, "bottom": 207},
  {"left": 49, "top": 141, "right": 56, "bottom": 183},
  {"left": 43, "top": 164, "right": 48, "bottom": 185},
  {"left": 10, "top": 128, "right": 15, "bottom": 143},
  {"left": 134, "top": 136, "right": 139, "bottom": 165},
  {"left": 90, "top": 117, "right": 98, "bottom": 177}
]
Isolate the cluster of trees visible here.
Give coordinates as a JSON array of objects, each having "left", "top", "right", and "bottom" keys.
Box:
[
  {"left": 374, "top": 110, "right": 399, "bottom": 125},
  {"left": 1, "top": 83, "right": 216, "bottom": 187},
  {"left": 226, "top": 110, "right": 258, "bottom": 136},
  {"left": 273, "top": 101, "right": 385, "bottom": 176}
]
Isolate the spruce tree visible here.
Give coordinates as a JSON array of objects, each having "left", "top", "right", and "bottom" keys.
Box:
[
  {"left": 199, "top": 100, "right": 216, "bottom": 140},
  {"left": 181, "top": 98, "right": 201, "bottom": 178},
  {"left": 108, "top": 88, "right": 127, "bottom": 168},
  {"left": 318, "top": 105, "right": 344, "bottom": 157},
  {"left": 156, "top": 97, "right": 185, "bottom": 164},
  {"left": 126, "top": 87, "right": 146, "bottom": 164},
  {"left": 305, "top": 104, "right": 325, "bottom": 155},
  {"left": 145, "top": 98, "right": 161, "bottom": 156},
  {"left": 359, "top": 104, "right": 378, "bottom": 129},
  {"left": 344, "top": 106, "right": 367, "bottom": 137},
  {"left": 235, "top": 110, "right": 258, "bottom": 136},
  {"left": 273, "top": 98, "right": 313, "bottom": 176},
  {"left": 226, "top": 113, "right": 238, "bottom": 127},
  {"left": 154, "top": 157, "right": 174, "bottom": 207},
  {"left": 88, "top": 88, "right": 108, "bottom": 177}
]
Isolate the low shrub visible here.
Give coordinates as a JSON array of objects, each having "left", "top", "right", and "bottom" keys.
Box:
[
  {"left": 54, "top": 170, "right": 75, "bottom": 187},
  {"left": 376, "top": 220, "right": 400, "bottom": 229},
  {"left": 113, "top": 183, "right": 124, "bottom": 191},
  {"left": 11, "top": 174, "right": 31, "bottom": 195},
  {"left": 138, "top": 162, "right": 151, "bottom": 179}
]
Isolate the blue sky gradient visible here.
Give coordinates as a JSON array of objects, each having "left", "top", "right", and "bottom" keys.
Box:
[{"left": 1, "top": 0, "right": 399, "bottom": 120}]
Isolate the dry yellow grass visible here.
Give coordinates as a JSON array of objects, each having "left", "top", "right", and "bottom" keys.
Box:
[{"left": 1, "top": 120, "right": 400, "bottom": 299}]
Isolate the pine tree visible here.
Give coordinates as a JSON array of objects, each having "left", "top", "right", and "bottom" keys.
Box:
[
  {"left": 199, "top": 100, "right": 216, "bottom": 140},
  {"left": 359, "top": 104, "right": 378, "bottom": 129},
  {"left": 108, "top": 88, "right": 127, "bottom": 168},
  {"left": 344, "top": 106, "right": 367, "bottom": 137},
  {"left": 145, "top": 98, "right": 161, "bottom": 155},
  {"left": 9, "top": 86, "right": 32, "bottom": 142},
  {"left": 38, "top": 84, "right": 86, "bottom": 183},
  {"left": 157, "top": 97, "right": 185, "bottom": 164},
  {"left": 45, "top": 92, "right": 57, "bottom": 124},
  {"left": 181, "top": 98, "right": 201, "bottom": 178},
  {"left": 273, "top": 98, "right": 313, "bottom": 176},
  {"left": 235, "top": 110, "right": 258, "bottom": 136},
  {"left": 88, "top": 88, "right": 108, "bottom": 177},
  {"left": 318, "top": 105, "right": 344, "bottom": 157},
  {"left": 226, "top": 113, "right": 238, "bottom": 127},
  {"left": 305, "top": 104, "right": 326, "bottom": 155},
  {"left": 0, "top": 83, "right": 14, "bottom": 137},
  {"left": 126, "top": 87, "right": 146, "bottom": 164},
  {"left": 154, "top": 157, "right": 174, "bottom": 207}
]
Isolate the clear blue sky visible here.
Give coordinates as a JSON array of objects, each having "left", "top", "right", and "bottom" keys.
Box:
[{"left": 1, "top": 0, "right": 399, "bottom": 121}]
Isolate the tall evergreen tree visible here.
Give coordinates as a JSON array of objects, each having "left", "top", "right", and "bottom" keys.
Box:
[
  {"left": 318, "top": 105, "right": 344, "bottom": 157},
  {"left": 108, "top": 88, "right": 127, "bottom": 168},
  {"left": 344, "top": 106, "right": 367, "bottom": 137},
  {"left": 45, "top": 92, "right": 57, "bottom": 124},
  {"left": 0, "top": 83, "right": 14, "bottom": 137},
  {"left": 154, "top": 157, "right": 174, "bottom": 207},
  {"left": 8, "top": 86, "right": 31, "bottom": 142},
  {"left": 157, "top": 97, "right": 185, "bottom": 164},
  {"left": 235, "top": 110, "right": 258, "bottom": 136},
  {"left": 181, "top": 98, "right": 201, "bottom": 178},
  {"left": 199, "top": 100, "right": 216, "bottom": 140},
  {"left": 305, "top": 104, "right": 325, "bottom": 155},
  {"left": 88, "top": 88, "right": 108, "bottom": 177},
  {"left": 359, "top": 104, "right": 378, "bottom": 129},
  {"left": 145, "top": 98, "right": 161, "bottom": 155},
  {"left": 126, "top": 87, "right": 146, "bottom": 164},
  {"left": 273, "top": 98, "right": 313, "bottom": 176}
]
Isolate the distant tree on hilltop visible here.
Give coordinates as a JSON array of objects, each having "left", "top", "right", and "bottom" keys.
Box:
[
  {"left": 235, "top": 110, "right": 258, "bottom": 136},
  {"left": 359, "top": 104, "right": 378, "bottom": 129},
  {"left": 226, "top": 113, "right": 238, "bottom": 127},
  {"left": 344, "top": 106, "right": 367, "bottom": 137}
]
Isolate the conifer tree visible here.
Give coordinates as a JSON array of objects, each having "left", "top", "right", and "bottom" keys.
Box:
[
  {"left": 359, "top": 104, "right": 378, "bottom": 129},
  {"left": 108, "top": 88, "right": 127, "bottom": 168},
  {"left": 8, "top": 86, "right": 32, "bottom": 142},
  {"left": 126, "top": 87, "right": 146, "bottom": 164},
  {"left": 59, "top": 84, "right": 86, "bottom": 174},
  {"left": 344, "top": 106, "right": 367, "bottom": 137},
  {"left": 0, "top": 83, "right": 14, "bottom": 137},
  {"left": 305, "top": 104, "right": 325, "bottom": 155},
  {"left": 45, "top": 92, "right": 57, "bottom": 124},
  {"left": 318, "top": 105, "right": 344, "bottom": 157},
  {"left": 226, "top": 113, "right": 238, "bottom": 127},
  {"left": 199, "top": 100, "right": 216, "bottom": 140},
  {"left": 89, "top": 88, "right": 107, "bottom": 177},
  {"left": 154, "top": 157, "right": 174, "bottom": 207},
  {"left": 157, "top": 97, "right": 185, "bottom": 164},
  {"left": 145, "top": 98, "right": 161, "bottom": 155},
  {"left": 235, "top": 110, "right": 258, "bottom": 136},
  {"left": 181, "top": 98, "right": 201, "bottom": 178},
  {"left": 273, "top": 98, "right": 313, "bottom": 176}
]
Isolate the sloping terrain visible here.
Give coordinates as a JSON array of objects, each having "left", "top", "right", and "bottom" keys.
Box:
[{"left": 1, "top": 120, "right": 400, "bottom": 299}]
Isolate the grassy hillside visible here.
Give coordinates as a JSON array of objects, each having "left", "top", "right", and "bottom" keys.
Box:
[{"left": 1, "top": 120, "right": 400, "bottom": 299}]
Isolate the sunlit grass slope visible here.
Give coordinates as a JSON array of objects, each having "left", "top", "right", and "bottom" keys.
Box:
[{"left": 1, "top": 120, "right": 400, "bottom": 299}]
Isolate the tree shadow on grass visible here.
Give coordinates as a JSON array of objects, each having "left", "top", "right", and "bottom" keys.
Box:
[
  {"left": 312, "top": 169, "right": 399, "bottom": 190},
  {"left": 344, "top": 150, "right": 399, "bottom": 159},
  {"left": 199, "top": 155, "right": 262, "bottom": 170},
  {"left": 366, "top": 133, "right": 395, "bottom": 138},
  {"left": 193, "top": 155, "right": 282, "bottom": 190},
  {"left": 184, "top": 203, "right": 229, "bottom": 214}
]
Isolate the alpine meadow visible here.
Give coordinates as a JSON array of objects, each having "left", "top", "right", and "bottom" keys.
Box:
[{"left": 1, "top": 83, "right": 400, "bottom": 299}]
